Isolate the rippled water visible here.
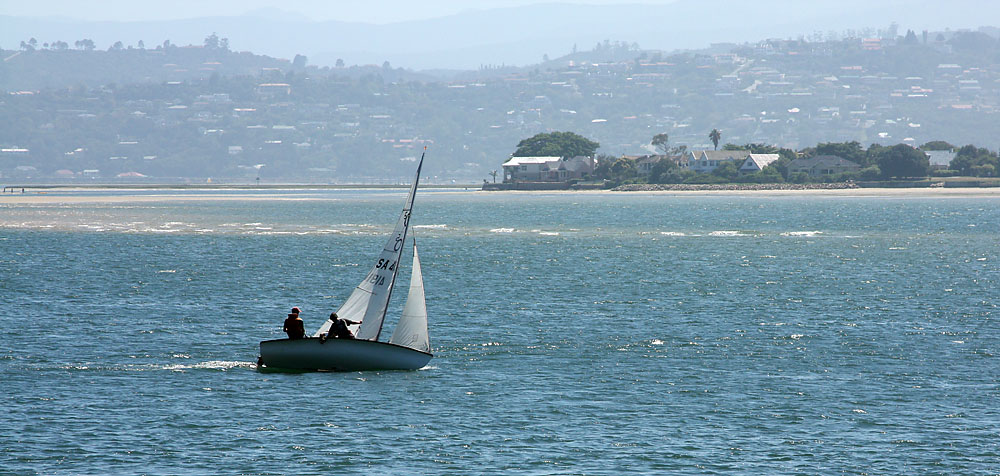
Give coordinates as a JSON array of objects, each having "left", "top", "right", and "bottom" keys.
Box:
[{"left": 2, "top": 190, "right": 998, "bottom": 474}]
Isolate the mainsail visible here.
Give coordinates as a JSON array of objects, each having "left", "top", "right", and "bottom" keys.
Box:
[
  {"left": 315, "top": 151, "right": 424, "bottom": 341},
  {"left": 389, "top": 241, "right": 430, "bottom": 352}
]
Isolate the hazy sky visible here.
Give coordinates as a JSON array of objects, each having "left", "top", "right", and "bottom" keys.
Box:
[{"left": 0, "top": 0, "right": 678, "bottom": 23}]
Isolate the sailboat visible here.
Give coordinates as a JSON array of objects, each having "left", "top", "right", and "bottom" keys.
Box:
[{"left": 257, "top": 151, "right": 432, "bottom": 371}]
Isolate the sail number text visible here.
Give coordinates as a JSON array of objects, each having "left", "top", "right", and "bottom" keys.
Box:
[{"left": 363, "top": 259, "right": 396, "bottom": 287}]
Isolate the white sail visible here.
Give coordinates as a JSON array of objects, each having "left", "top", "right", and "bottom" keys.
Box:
[
  {"left": 315, "top": 151, "right": 424, "bottom": 341},
  {"left": 389, "top": 242, "right": 430, "bottom": 352}
]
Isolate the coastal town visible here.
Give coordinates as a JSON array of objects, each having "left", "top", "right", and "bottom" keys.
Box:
[{"left": 2, "top": 26, "right": 1000, "bottom": 183}]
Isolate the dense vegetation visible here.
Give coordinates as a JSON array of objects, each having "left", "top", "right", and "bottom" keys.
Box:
[
  {"left": 513, "top": 132, "right": 600, "bottom": 158},
  {"left": 589, "top": 139, "right": 999, "bottom": 186}
]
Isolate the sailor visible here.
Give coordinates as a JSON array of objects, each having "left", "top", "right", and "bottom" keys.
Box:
[
  {"left": 283, "top": 307, "right": 305, "bottom": 339},
  {"left": 321, "top": 312, "right": 360, "bottom": 343}
]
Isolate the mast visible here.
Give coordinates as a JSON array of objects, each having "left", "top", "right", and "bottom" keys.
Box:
[{"left": 372, "top": 149, "right": 425, "bottom": 340}]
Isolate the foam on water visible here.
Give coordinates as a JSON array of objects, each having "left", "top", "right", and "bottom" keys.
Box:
[{"left": 781, "top": 230, "right": 823, "bottom": 237}]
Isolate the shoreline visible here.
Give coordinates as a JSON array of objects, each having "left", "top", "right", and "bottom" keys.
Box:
[
  {"left": 612, "top": 183, "right": 860, "bottom": 192},
  {"left": 1, "top": 186, "right": 999, "bottom": 204}
]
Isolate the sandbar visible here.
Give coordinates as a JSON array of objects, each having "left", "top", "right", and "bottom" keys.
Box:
[{"left": 1, "top": 186, "right": 999, "bottom": 204}]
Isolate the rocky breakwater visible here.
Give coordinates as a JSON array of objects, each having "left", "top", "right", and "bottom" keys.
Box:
[{"left": 612, "top": 183, "right": 860, "bottom": 192}]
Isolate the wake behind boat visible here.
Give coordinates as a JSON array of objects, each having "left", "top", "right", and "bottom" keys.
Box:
[{"left": 258, "top": 151, "right": 432, "bottom": 371}]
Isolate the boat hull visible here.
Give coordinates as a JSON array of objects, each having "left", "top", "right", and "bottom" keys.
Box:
[{"left": 259, "top": 338, "right": 433, "bottom": 371}]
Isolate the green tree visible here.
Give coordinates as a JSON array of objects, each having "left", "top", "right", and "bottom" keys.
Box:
[
  {"left": 951, "top": 145, "right": 999, "bottom": 176},
  {"left": 712, "top": 161, "right": 739, "bottom": 181},
  {"left": 815, "top": 141, "right": 867, "bottom": 165},
  {"left": 513, "top": 131, "right": 600, "bottom": 158},
  {"left": 204, "top": 32, "right": 220, "bottom": 49},
  {"left": 709, "top": 128, "right": 721, "bottom": 150},
  {"left": 592, "top": 154, "right": 616, "bottom": 180},
  {"left": 858, "top": 165, "right": 882, "bottom": 180},
  {"left": 725, "top": 142, "right": 778, "bottom": 154},
  {"left": 877, "top": 144, "right": 930, "bottom": 178},
  {"left": 74, "top": 39, "right": 95, "bottom": 50},
  {"left": 970, "top": 164, "right": 996, "bottom": 177},
  {"left": 610, "top": 157, "right": 637, "bottom": 181},
  {"left": 919, "top": 140, "right": 955, "bottom": 151},
  {"left": 651, "top": 133, "right": 669, "bottom": 154},
  {"left": 648, "top": 158, "right": 677, "bottom": 183},
  {"left": 292, "top": 54, "right": 308, "bottom": 69}
]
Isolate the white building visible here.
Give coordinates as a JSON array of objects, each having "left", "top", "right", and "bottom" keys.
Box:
[{"left": 502, "top": 156, "right": 597, "bottom": 182}]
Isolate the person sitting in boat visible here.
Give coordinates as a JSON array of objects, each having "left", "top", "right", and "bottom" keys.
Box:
[
  {"left": 321, "top": 312, "right": 360, "bottom": 342},
  {"left": 283, "top": 307, "right": 305, "bottom": 340}
]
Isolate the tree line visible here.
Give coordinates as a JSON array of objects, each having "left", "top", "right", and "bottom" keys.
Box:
[
  {"left": 512, "top": 131, "right": 999, "bottom": 186},
  {"left": 12, "top": 33, "right": 231, "bottom": 53}
]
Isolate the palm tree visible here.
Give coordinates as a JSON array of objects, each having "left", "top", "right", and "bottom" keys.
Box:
[{"left": 709, "top": 129, "right": 722, "bottom": 150}]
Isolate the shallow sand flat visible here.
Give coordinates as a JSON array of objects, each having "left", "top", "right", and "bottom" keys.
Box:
[
  {"left": 0, "top": 193, "right": 334, "bottom": 204},
  {"left": 1, "top": 186, "right": 999, "bottom": 204}
]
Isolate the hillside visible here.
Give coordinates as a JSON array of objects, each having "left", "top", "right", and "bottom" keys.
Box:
[
  {"left": 1, "top": 28, "right": 999, "bottom": 182},
  {"left": 1, "top": 0, "right": 995, "bottom": 70},
  {"left": 0, "top": 40, "right": 432, "bottom": 91}
]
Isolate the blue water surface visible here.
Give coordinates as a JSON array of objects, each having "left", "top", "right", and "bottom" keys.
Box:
[{"left": 1, "top": 190, "right": 998, "bottom": 474}]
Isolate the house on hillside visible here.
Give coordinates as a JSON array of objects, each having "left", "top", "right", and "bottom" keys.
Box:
[
  {"left": 739, "top": 153, "right": 780, "bottom": 173},
  {"left": 255, "top": 83, "right": 291, "bottom": 99},
  {"left": 787, "top": 155, "right": 860, "bottom": 177},
  {"left": 502, "top": 156, "right": 596, "bottom": 182},
  {"left": 687, "top": 149, "right": 749, "bottom": 173}
]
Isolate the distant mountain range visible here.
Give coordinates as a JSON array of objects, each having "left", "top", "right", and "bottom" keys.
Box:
[{"left": 1, "top": 0, "right": 995, "bottom": 70}]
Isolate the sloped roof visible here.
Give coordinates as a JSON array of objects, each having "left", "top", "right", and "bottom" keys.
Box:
[
  {"left": 502, "top": 156, "right": 562, "bottom": 167},
  {"left": 924, "top": 149, "right": 956, "bottom": 166},
  {"left": 693, "top": 149, "right": 749, "bottom": 161},
  {"left": 741, "top": 153, "right": 780, "bottom": 170}
]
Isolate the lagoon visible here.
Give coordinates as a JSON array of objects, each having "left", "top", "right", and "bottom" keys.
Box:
[{"left": 1, "top": 189, "right": 998, "bottom": 474}]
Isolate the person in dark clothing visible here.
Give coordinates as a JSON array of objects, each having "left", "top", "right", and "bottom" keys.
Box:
[
  {"left": 283, "top": 307, "right": 305, "bottom": 339},
  {"left": 320, "top": 312, "right": 360, "bottom": 343}
]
